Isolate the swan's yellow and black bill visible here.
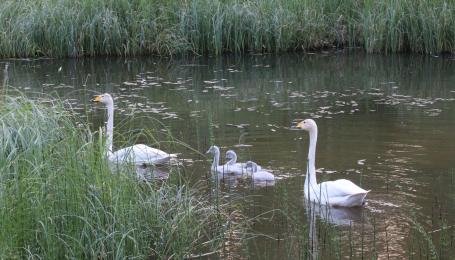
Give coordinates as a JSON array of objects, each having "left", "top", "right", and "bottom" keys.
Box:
[
  {"left": 92, "top": 95, "right": 102, "bottom": 102},
  {"left": 296, "top": 121, "right": 304, "bottom": 129}
]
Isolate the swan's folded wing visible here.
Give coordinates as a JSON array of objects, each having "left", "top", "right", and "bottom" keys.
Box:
[
  {"left": 226, "top": 163, "right": 249, "bottom": 175},
  {"left": 109, "top": 144, "right": 175, "bottom": 165},
  {"left": 252, "top": 170, "right": 275, "bottom": 181},
  {"left": 318, "top": 179, "right": 368, "bottom": 197}
]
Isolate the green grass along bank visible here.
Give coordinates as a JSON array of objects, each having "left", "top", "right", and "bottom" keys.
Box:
[{"left": 1, "top": 0, "right": 455, "bottom": 57}]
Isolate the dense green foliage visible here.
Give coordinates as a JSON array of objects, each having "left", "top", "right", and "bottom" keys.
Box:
[
  {"left": 1, "top": 0, "right": 455, "bottom": 57},
  {"left": 0, "top": 96, "right": 227, "bottom": 259}
]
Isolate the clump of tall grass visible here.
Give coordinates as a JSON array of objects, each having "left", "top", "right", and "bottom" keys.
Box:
[
  {"left": 0, "top": 95, "right": 229, "bottom": 259},
  {"left": 406, "top": 206, "right": 455, "bottom": 259},
  {"left": 1, "top": 0, "right": 455, "bottom": 57}
]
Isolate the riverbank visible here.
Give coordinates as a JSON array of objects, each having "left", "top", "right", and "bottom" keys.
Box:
[
  {"left": 0, "top": 95, "right": 231, "bottom": 259},
  {"left": 1, "top": 0, "right": 455, "bottom": 57}
]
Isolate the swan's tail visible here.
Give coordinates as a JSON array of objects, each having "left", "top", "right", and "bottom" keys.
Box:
[
  {"left": 341, "top": 191, "right": 370, "bottom": 207},
  {"left": 143, "top": 153, "right": 178, "bottom": 165},
  {"left": 158, "top": 153, "right": 179, "bottom": 166}
]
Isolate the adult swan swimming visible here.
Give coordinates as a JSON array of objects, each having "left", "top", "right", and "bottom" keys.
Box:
[
  {"left": 93, "top": 93, "right": 176, "bottom": 165},
  {"left": 296, "top": 119, "right": 369, "bottom": 207}
]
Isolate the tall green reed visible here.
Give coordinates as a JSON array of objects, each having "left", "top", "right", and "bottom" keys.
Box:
[
  {"left": 1, "top": 0, "right": 455, "bottom": 57},
  {"left": 0, "top": 95, "right": 229, "bottom": 259}
]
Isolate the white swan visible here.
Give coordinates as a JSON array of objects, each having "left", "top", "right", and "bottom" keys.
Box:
[
  {"left": 297, "top": 119, "right": 369, "bottom": 207},
  {"left": 225, "top": 150, "right": 262, "bottom": 174},
  {"left": 93, "top": 93, "right": 176, "bottom": 165},
  {"left": 244, "top": 161, "right": 275, "bottom": 182}
]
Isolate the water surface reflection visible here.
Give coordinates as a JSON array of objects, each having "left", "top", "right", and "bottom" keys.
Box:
[{"left": 2, "top": 52, "right": 455, "bottom": 258}]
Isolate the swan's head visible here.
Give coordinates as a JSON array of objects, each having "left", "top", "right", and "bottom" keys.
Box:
[
  {"left": 296, "top": 119, "right": 317, "bottom": 132},
  {"left": 225, "top": 150, "right": 237, "bottom": 160},
  {"left": 245, "top": 161, "right": 258, "bottom": 172},
  {"left": 93, "top": 93, "right": 114, "bottom": 106},
  {"left": 206, "top": 145, "right": 220, "bottom": 155}
]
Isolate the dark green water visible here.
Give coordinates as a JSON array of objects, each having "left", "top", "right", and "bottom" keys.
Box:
[{"left": 2, "top": 52, "right": 455, "bottom": 259}]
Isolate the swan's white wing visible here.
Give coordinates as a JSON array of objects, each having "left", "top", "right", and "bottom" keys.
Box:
[
  {"left": 214, "top": 163, "right": 240, "bottom": 174},
  {"left": 225, "top": 163, "right": 248, "bottom": 174},
  {"left": 252, "top": 170, "right": 275, "bottom": 181},
  {"left": 318, "top": 179, "right": 368, "bottom": 198},
  {"left": 224, "top": 162, "right": 264, "bottom": 175},
  {"left": 213, "top": 165, "right": 235, "bottom": 175},
  {"left": 109, "top": 144, "right": 176, "bottom": 165}
]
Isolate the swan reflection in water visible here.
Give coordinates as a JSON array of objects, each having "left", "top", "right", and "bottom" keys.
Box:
[
  {"left": 135, "top": 165, "right": 170, "bottom": 182},
  {"left": 107, "top": 162, "right": 171, "bottom": 182},
  {"left": 213, "top": 171, "right": 241, "bottom": 188},
  {"left": 305, "top": 199, "right": 364, "bottom": 259},
  {"left": 250, "top": 178, "right": 275, "bottom": 188},
  {"left": 212, "top": 171, "right": 276, "bottom": 189},
  {"left": 306, "top": 200, "right": 363, "bottom": 226}
]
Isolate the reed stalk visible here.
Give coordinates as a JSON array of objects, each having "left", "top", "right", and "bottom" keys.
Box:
[
  {"left": 1, "top": 0, "right": 455, "bottom": 57},
  {"left": 0, "top": 95, "right": 230, "bottom": 259}
]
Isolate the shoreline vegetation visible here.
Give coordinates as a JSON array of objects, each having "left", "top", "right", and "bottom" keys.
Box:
[
  {"left": 1, "top": 0, "right": 455, "bottom": 58},
  {"left": 0, "top": 95, "right": 234, "bottom": 259}
]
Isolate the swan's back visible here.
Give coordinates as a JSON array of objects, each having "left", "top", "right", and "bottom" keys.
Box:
[
  {"left": 227, "top": 163, "right": 247, "bottom": 174},
  {"left": 212, "top": 165, "right": 234, "bottom": 175},
  {"left": 308, "top": 179, "right": 369, "bottom": 207},
  {"left": 318, "top": 179, "right": 368, "bottom": 198},
  {"left": 252, "top": 170, "right": 275, "bottom": 181},
  {"left": 109, "top": 144, "right": 176, "bottom": 165},
  {"left": 326, "top": 192, "right": 369, "bottom": 207}
]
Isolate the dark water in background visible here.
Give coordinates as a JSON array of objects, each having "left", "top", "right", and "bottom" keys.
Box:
[{"left": 2, "top": 52, "right": 455, "bottom": 258}]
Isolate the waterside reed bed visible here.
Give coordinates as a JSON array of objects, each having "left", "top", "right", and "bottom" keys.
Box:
[
  {"left": 1, "top": 0, "right": 455, "bottom": 57},
  {"left": 0, "top": 96, "right": 229, "bottom": 259}
]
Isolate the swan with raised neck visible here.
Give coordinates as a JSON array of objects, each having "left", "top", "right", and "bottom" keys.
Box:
[
  {"left": 206, "top": 145, "right": 221, "bottom": 171},
  {"left": 93, "top": 93, "right": 176, "bottom": 165},
  {"left": 296, "top": 119, "right": 369, "bottom": 207}
]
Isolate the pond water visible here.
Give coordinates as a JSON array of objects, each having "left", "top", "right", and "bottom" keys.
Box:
[{"left": 2, "top": 52, "right": 455, "bottom": 259}]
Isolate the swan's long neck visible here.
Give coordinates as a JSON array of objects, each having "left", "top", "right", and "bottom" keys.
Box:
[
  {"left": 305, "top": 128, "right": 318, "bottom": 195},
  {"left": 105, "top": 102, "right": 114, "bottom": 152},
  {"left": 226, "top": 153, "right": 237, "bottom": 165},
  {"left": 250, "top": 163, "right": 258, "bottom": 173},
  {"left": 211, "top": 148, "right": 220, "bottom": 170}
]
